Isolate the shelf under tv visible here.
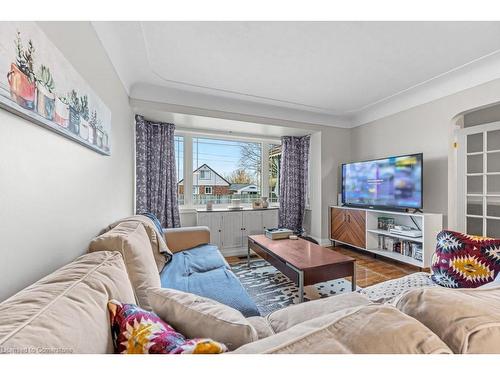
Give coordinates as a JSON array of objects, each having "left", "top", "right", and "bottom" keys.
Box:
[
  {"left": 329, "top": 206, "right": 443, "bottom": 268},
  {"left": 366, "top": 229, "right": 423, "bottom": 243}
]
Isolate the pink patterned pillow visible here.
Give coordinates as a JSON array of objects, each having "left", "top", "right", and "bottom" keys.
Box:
[{"left": 108, "top": 300, "right": 227, "bottom": 354}]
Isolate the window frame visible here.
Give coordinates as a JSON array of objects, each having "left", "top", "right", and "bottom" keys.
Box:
[
  {"left": 175, "top": 130, "right": 281, "bottom": 210},
  {"left": 205, "top": 186, "right": 213, "bottom": 195}
]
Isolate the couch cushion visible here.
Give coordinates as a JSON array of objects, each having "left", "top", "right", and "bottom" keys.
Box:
[
  {"left": 160, "top": 245, "right": 260, "bottom": 317},
  {"left": 148, "top": 288, "right": 257, "bottom": 350},
  {"left": 89, "top": 221, "right": 161, "bottom": 310},
  {"left": 233, "top": 305, "right": 452, "bottom": 354},
  {"left": 140, "top": 212, "right": 164, "bottom": 235},
  {"left": 246, "top": 316, "right": 274, "bottom": 340},
  {"left": 0, "top": 252, "right": 135, "bottom": 354},
  {"left": 395, "top": 286, "right": 500, "bottom": 353},
  {"left": 431, "top": 230, "right": 500, "bottom": 288},
  {"left": 267, "top": 292, "right": 371, "bottom": 333},
  {"left": 102, "top": 215, "right": 173, "bottom": 272}
]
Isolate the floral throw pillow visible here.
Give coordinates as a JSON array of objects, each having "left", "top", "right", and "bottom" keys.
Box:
[
  {"left": 431, "top": 230, "right": 500, "bottom": 288},
  {"left": 108, "top": 300, "right": 227, "bottom": 354}
]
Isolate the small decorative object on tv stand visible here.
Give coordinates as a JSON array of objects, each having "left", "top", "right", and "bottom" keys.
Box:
[{"left": 329, "top": 205, "right": 442, "bottom": 268}]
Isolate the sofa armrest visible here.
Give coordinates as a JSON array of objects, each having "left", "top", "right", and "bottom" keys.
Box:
[{"left": 163, "top": 226, "right": 210, "bottom": 253}]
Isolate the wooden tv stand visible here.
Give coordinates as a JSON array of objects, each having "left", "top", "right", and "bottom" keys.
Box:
[{"left": 329, "top": 206, "right": 442, "bottom": 268}]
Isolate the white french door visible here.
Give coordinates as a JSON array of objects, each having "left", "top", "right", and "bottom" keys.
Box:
[{"left": 458, "top": 121, "right": 500, "bottom": 237}]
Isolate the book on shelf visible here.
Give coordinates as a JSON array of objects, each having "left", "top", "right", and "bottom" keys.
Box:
[{"left": 377, "top": 234, "right": 422, "bottom": 261}]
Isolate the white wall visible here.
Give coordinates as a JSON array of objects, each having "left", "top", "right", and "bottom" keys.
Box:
[
  {"left": 350, "top": 78, "right": 500, "bottom": 228},
  {"left": 304, "top": 128, "right": 351, "bottom": 243},
  {"left": 0, "top": 22, "right": 134, "bottom": 301},
  {"left": 320, "top": 127, "right": 352, "bottom": 240}
]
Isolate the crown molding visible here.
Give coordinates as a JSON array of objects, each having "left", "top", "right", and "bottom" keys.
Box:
[{"left": 351, "top": 50, "right": 500, "bottom": 127}]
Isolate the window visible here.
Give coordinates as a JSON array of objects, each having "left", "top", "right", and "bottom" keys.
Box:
[
  {"left": 174, "top": 136, "right": 184, "bottom": 205},
  {"left": 192, "top": 137, "right": 262, "bottom": 207},
  {"left": 175, "top": 134, "right": 282, "bottom": 208},
  {"left": 268, "top": 143, "right": 281, "bottom": 204}
]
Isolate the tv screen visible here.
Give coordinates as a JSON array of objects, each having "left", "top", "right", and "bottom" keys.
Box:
[{"left": 342, "top": 153, "right": 423, "bottom": 210}]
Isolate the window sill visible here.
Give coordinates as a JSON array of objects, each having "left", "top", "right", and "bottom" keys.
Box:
[{"left": 179, "top": 205, "right": 280, "bottom": 213}]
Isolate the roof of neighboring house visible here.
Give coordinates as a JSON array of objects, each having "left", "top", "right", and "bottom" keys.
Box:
[
  {"left": 229, "top": 183, "right": 260, "bottom": 191},
  {"left": 178, "top": 163, "right": 230, "bottom": 185}
]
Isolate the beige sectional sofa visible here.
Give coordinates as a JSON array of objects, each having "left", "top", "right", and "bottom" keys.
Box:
[{"left": 1, "top": 215, "right": 499, "bottom": 354}]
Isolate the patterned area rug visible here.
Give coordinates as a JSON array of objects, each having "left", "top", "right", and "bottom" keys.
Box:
[{"left": 231, "top": 259, "right": 356, "bottom": 315}]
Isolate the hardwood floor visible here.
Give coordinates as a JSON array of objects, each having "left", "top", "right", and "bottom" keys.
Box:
[
  {"left": 331, "top": 246, "right": 418, "bottom": 288},
  {"left": 226, "top": 245, "right": 421, "bottom": 288}
]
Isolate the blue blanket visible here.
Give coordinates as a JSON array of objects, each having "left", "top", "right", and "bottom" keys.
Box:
[{"left": 160, "top": 244, "right": 260, "bottom": 317}]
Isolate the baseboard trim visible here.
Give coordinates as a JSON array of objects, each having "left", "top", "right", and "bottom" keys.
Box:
[
  {"left": 221, "top": 247, "right": 248, "bottom": 257},
  {"left": 310, "top": 237, "right": 331, "bottom": 246}
]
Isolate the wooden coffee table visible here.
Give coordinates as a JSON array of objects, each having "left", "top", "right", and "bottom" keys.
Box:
[{"left": 247, "top": 235, "right": 356, "bottom": 303}]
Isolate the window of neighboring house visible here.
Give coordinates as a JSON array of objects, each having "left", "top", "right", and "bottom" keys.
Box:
[
  {"left": 174, "top": 136, "right": 184, "bottom": 205},
  {"left": 193, "top": 186, "right": 199, "bottom": 195},
  {"left": 192, "top": 137, "right": 262, "bottom": 208}
]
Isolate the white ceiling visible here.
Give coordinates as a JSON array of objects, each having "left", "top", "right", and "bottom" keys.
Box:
[{"left": 93, "top": 21, "right": 500, "bottom": 128}]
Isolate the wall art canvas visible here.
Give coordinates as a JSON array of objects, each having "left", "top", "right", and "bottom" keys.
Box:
[{"left": 0, "top": 22, "right": 111, "bottom": 155}]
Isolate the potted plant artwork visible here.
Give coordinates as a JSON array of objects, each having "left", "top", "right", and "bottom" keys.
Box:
[
  {"left": 1, "top": 25, "right": 112, "bottom": 155},
  {"left": 35, "top": 65, "right": 55, "bottom": 120},
  {"left": 96, "top": 120, "right": 104, "bottom": 148},
  {"left": 79, "top": 94, "right": 90, "bottom": 141},
  {"left": 54, "top": 94, "right": 69, "bottom": 128},
  {"left": 7, "top": 32, "right": 36, "bottom": 110},
  {"left": 103, "top": 130, "right": 109, "bottom": 151},
  {"left": 68, "top": 89, "right": 81, "bottom": 135},
  {"left": 88, "top": 110, "right": 97, "bottom": 145}
]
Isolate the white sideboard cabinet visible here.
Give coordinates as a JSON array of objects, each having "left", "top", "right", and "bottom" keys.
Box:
[{"left": 197, "top": 208, "right": 279, "bottom": 256}]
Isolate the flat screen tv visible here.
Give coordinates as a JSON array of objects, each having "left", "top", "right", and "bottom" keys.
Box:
[{"left": 342, "top": 153, "right": 423, "bottom": 210}]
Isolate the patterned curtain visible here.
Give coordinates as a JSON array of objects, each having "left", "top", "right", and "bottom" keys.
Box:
[
  {"left": 135, "top": 115, "right": 180, "bottom": 228},
  {"left": 278, "top": 135, "right": 310, "bottom": 233}
]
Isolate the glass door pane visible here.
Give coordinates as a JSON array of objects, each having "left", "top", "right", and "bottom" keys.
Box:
[
  {"left": 487, "top": 219, "right": 500, "bottom": 238},
  {"left": 467, "top": 133, "right": 483, "bottom": 153},
  {"left": 467, "top": 154, "right": 483, "bottom": 173},
  {"left": 467, "top": 196, "right": 483, "bottom": 216},
  {"left": 467, "top": 175, "right": 483, "bottom": 194},
  {"left": 487, "top": 129, "right": 500, "bottom": 151},
  {"left": 467, "top": 217, "right": 483, "bottom": 236},
  {"left": 487, "top": 197, "right": 500, "bottom": 218},
  {"left": 487, "top": 175, "right": 500, "bottom": 195},
  {"left": 487, "top": 152, "right": 500, "bottom": 173}
]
